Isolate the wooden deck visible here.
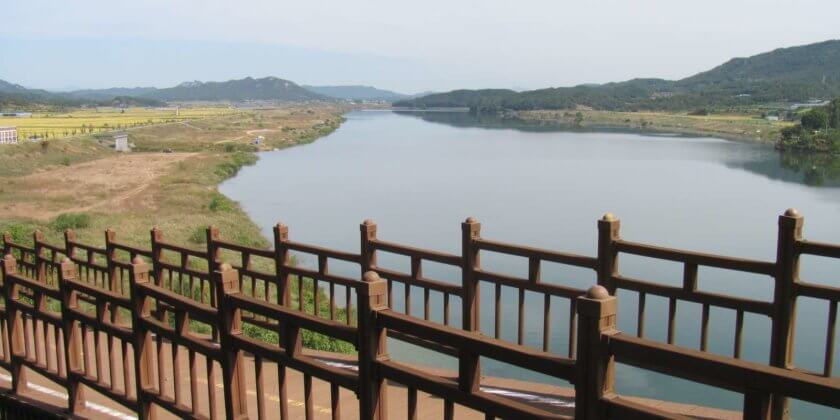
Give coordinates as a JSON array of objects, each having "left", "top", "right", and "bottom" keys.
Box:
[{"left": 1, "top": 339, "right": 739, "bottom": 420}]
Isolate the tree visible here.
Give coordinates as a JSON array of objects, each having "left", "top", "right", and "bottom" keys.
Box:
[
  {"left": 801, "top": 108, "right": 829, "bottom": 131},
  {"left": 829, "top": 98, "right": 840, "bottom": 130},
  {"left": 574, "top": 112, "right": 584, "bottom": 127}
]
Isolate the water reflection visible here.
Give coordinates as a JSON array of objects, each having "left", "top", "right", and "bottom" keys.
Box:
[{"left": 398, "top": 110, "right": 840, "bottom": 189}]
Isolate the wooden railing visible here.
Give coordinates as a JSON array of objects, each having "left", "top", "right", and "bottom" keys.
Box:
[{"left": 0, "top": 209, "right": 835, "bottom": 419}]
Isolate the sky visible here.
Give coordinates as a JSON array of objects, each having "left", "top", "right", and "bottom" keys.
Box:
[{"left": 2, "top": 0, "right": 839, "bottom": 94}]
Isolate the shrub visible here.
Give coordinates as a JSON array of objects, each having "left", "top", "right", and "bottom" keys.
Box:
[
  {"left": 0, "top": 221, "right": 41, "bottom": 243},
  {"left": 50, "top": 213, "right": 91, "bottom": 231},
  {"left": 208, "top": 193, "right": 236, "bottom": 212},
  {"left": 214, "top": 152, "right": 258, "bottom": 179}
]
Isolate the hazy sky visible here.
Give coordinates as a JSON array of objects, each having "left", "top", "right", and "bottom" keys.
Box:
[{"left": 2, "top": 0, "right": 839, "bottom": 93}]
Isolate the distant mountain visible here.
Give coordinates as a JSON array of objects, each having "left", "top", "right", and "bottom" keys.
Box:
[
  {"left": 0, "top": 80, "right": 64, "bottom": 106},
  {"left": 65, "top": 87, "right": 158, "bottom": 101},
  {"left": 0, "top": 80, "right": 164, "bottom": 108},
  {"left": 396, "top": 40, "right": 840, "bottom": 111},
  {"left": 1, "top": 76, "right": 329, "bottom": 107},
  {"left": 146, "top": 77, "right": 327, "bottom": 102},
  {"left": 304, "top": 85, "right": 408, "bottom": 101}
]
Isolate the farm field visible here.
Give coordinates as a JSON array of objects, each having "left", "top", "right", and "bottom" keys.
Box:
[
  {"left": 0, "top": 106, "right": 242, "bottom": 141},
  {"left": 518, "top": 109, "right": 795, "bottom": 142}
]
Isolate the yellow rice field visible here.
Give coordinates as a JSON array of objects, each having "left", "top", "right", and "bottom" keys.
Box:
[{"left": 0, "top": 107, "right": 242, "bottom": 140}]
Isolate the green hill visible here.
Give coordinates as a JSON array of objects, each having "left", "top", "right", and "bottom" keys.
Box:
[
  {"left": 395, "top": 40, "right": 840, "bottom": 112},
  {"left": 147, "top": 77, "right": 328, "bottom": 102}
]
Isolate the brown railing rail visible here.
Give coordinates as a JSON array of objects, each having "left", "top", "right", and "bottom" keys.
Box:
[{"left": 0, "top": 209, "right": 835, "bottom": 419}]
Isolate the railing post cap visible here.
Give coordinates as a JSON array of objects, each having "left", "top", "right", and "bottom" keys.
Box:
[
  {"left": 131, "top": 256, "right": 145, "bottom": 265},
  {"left": 601, "top": 213, "right": 617, "bottom": 222},
  {"left": 783, "top": 208, "right": 801, "bottom": 218},
  {"left": 219, "top": 262, "right": 233, "bottom": 272},
  {"left": 363, "top": 270, "right": 381, "bottom": 282},
  {"left": 586, "top": 285, "right": 611, "bottom": 300},
  {"left": 362, "top": 219, "right": 375, "bottom": 226},
  {"left": 464, "top": 217, "right": 478, "bottom": 224}
]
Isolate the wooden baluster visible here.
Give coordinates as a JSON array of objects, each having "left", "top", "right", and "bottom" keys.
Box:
[
  {"left": 3, "top": 254, "right": 28, "bottom": 394},
  {"left": 255, "top": 356, "right": 266, "bottom": 419},
  {"left": 304, "top": 374, "right": 313, "bottom": 420},
  {"left": 58, "top": 257, "right": 86, "bottom": 414},
  {"left": 543, "top": 294, "right": 551, "bottom": 352},
  {"left": 407, "top": 387, "right": 417, "bottom": 420},
  {"left": 667, "top": 297, "right": 677, "bottom": 344},
  {"left": 701, "top": 303, "right": 710, "bottom": 352},
  {"left": 128, "top": 256, "right": 156, "bottom": 420},
  {"left": 317, "top": 254, "right": 327, "bottom": 317},
  {"left": 568, "top": 299, "right": 577, "bottom": 358},
  {"left": 744, "top": 389, "right": 771, "bottom": 420},
  {"left": 277, "top": 362, "right": 289, "bottom": 420},
  {"left": 574, "top": 285, "right": 617, "bottom": 420},
  {"left": 637, "top": 292, "right": 646, "bottom": 338},
  {"left": 494, "top": 283, "right": 501, "bottom": 339},
  {"left": 444, "top": 400, "right": 454, "bottom": 420},
  {"left": 207, "top": 358, "right": 218, "bottom": 420},
  {"left": 444, "top": 293, "right": 450, "bottom": 326},
  {"left": 824, "top": 300, "right": 837, "bottom": 377},
  {"left": 734, "top": 309, "right": 744, "bottom": 359},
  {"left": 330, "top": 383, "right": 341, "bottom": 420}
]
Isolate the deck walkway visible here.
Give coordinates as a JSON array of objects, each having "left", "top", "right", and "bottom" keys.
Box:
[{"left": 1, "top": 338, "right": 740, "bottom": 419}]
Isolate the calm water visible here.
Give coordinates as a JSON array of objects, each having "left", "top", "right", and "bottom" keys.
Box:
[{"left": 221, "top": 111, "right": 840, "bottom": 417}]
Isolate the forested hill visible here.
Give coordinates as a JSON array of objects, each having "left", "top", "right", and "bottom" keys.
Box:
[
  {"left": 145, "top": 77, "right": 327, "bottom": 102},
  {"left": 303, "top": 85, "right": 408, "bottom": 101},
  {"left": 395, "top": 40, "right": 840, "bottom": 111},
  {"left": 0, "top": 76, "right": 328, "bottom": 107}
]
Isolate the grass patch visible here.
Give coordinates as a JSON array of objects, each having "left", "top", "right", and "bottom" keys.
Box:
[{"left": 50, "top": 212, "right": 91, "bottom": 231}]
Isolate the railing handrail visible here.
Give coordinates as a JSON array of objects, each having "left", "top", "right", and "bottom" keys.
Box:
[{"left": 0, "top": 208, "right": 836, "bottom": 419}]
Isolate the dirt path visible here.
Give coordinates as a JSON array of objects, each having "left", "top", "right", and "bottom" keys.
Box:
[{"left": 0, "top": 152, "right": 196, "bottom": 220}]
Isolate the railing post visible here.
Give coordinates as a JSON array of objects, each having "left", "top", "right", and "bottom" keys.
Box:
[
  {"left": 33, "top": 230, "right": 45, "bottom": 283},
  {"left": 149, "top": 227, "right": 166, "bottom": 323},
  {"left": 597, "top": 213, "right": 620, "bottom": 294},
  {"left": 358, "top": 271, "right": 389, "bottom": 420},
  {"left": 273, "top": 223, "right": 291, "bottom": 307},
  {"left": 104, "top": 229, "right": 117, "bottom": 290},
  {"left": 1, "top": 253, "right": 27, "bottom": 394},
  {"left": 360, "top": 219, "right": 378, "bottom": 273},
  {"left": 215, "top": 262, "right": 248, "bottom": 420},
  {"left": 460, "top": 217, "right": 481, "bottom": 393},
  {"left": 1, "top": 232, "right": 9, "bottom": 255},
  {"left": 769, "top": 208, "right": 802, "bottom": 420},
  {"left": 575, "top": 285, "right": 618, "bottom": 420},
  {"left": 128, "top": 256, "right": 156, "bottom": 420},
  {"left": 57, "top": 257, "right": 86, "bottom": 414}
]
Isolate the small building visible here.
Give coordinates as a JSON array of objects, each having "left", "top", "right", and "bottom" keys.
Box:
[
  {"left": 0, "top": 126, "right": 18, "bottom": 144},
  {"left": 765, "top": 115, "right": 780, "bottom": 121},
  {"left": 114, "top": 133, "right": 130, "bottom": 152}
]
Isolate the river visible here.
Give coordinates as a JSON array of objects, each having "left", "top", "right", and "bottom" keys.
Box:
[{"left": 221, "top": 110, "right": 840, "bottom": 417}]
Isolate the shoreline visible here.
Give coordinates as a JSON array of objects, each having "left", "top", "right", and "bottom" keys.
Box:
[{"left": 514, "top": 109, "right": 794, "bottom": 144}]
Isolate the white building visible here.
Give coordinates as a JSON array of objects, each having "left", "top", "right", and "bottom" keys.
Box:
[
  {"left": 0, "top": 127, "right": 18, "bottom": 144},
  {"left": 114, "top": 133, "right": 130, "bottom": 152}
]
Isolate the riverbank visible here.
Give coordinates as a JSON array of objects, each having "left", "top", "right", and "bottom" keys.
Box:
[
  {"left": 515, "top": 109, "right": 794, "bottom": 143},
  {"left": 0, "top": 104, "right": 347, "bottom": 251}
]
